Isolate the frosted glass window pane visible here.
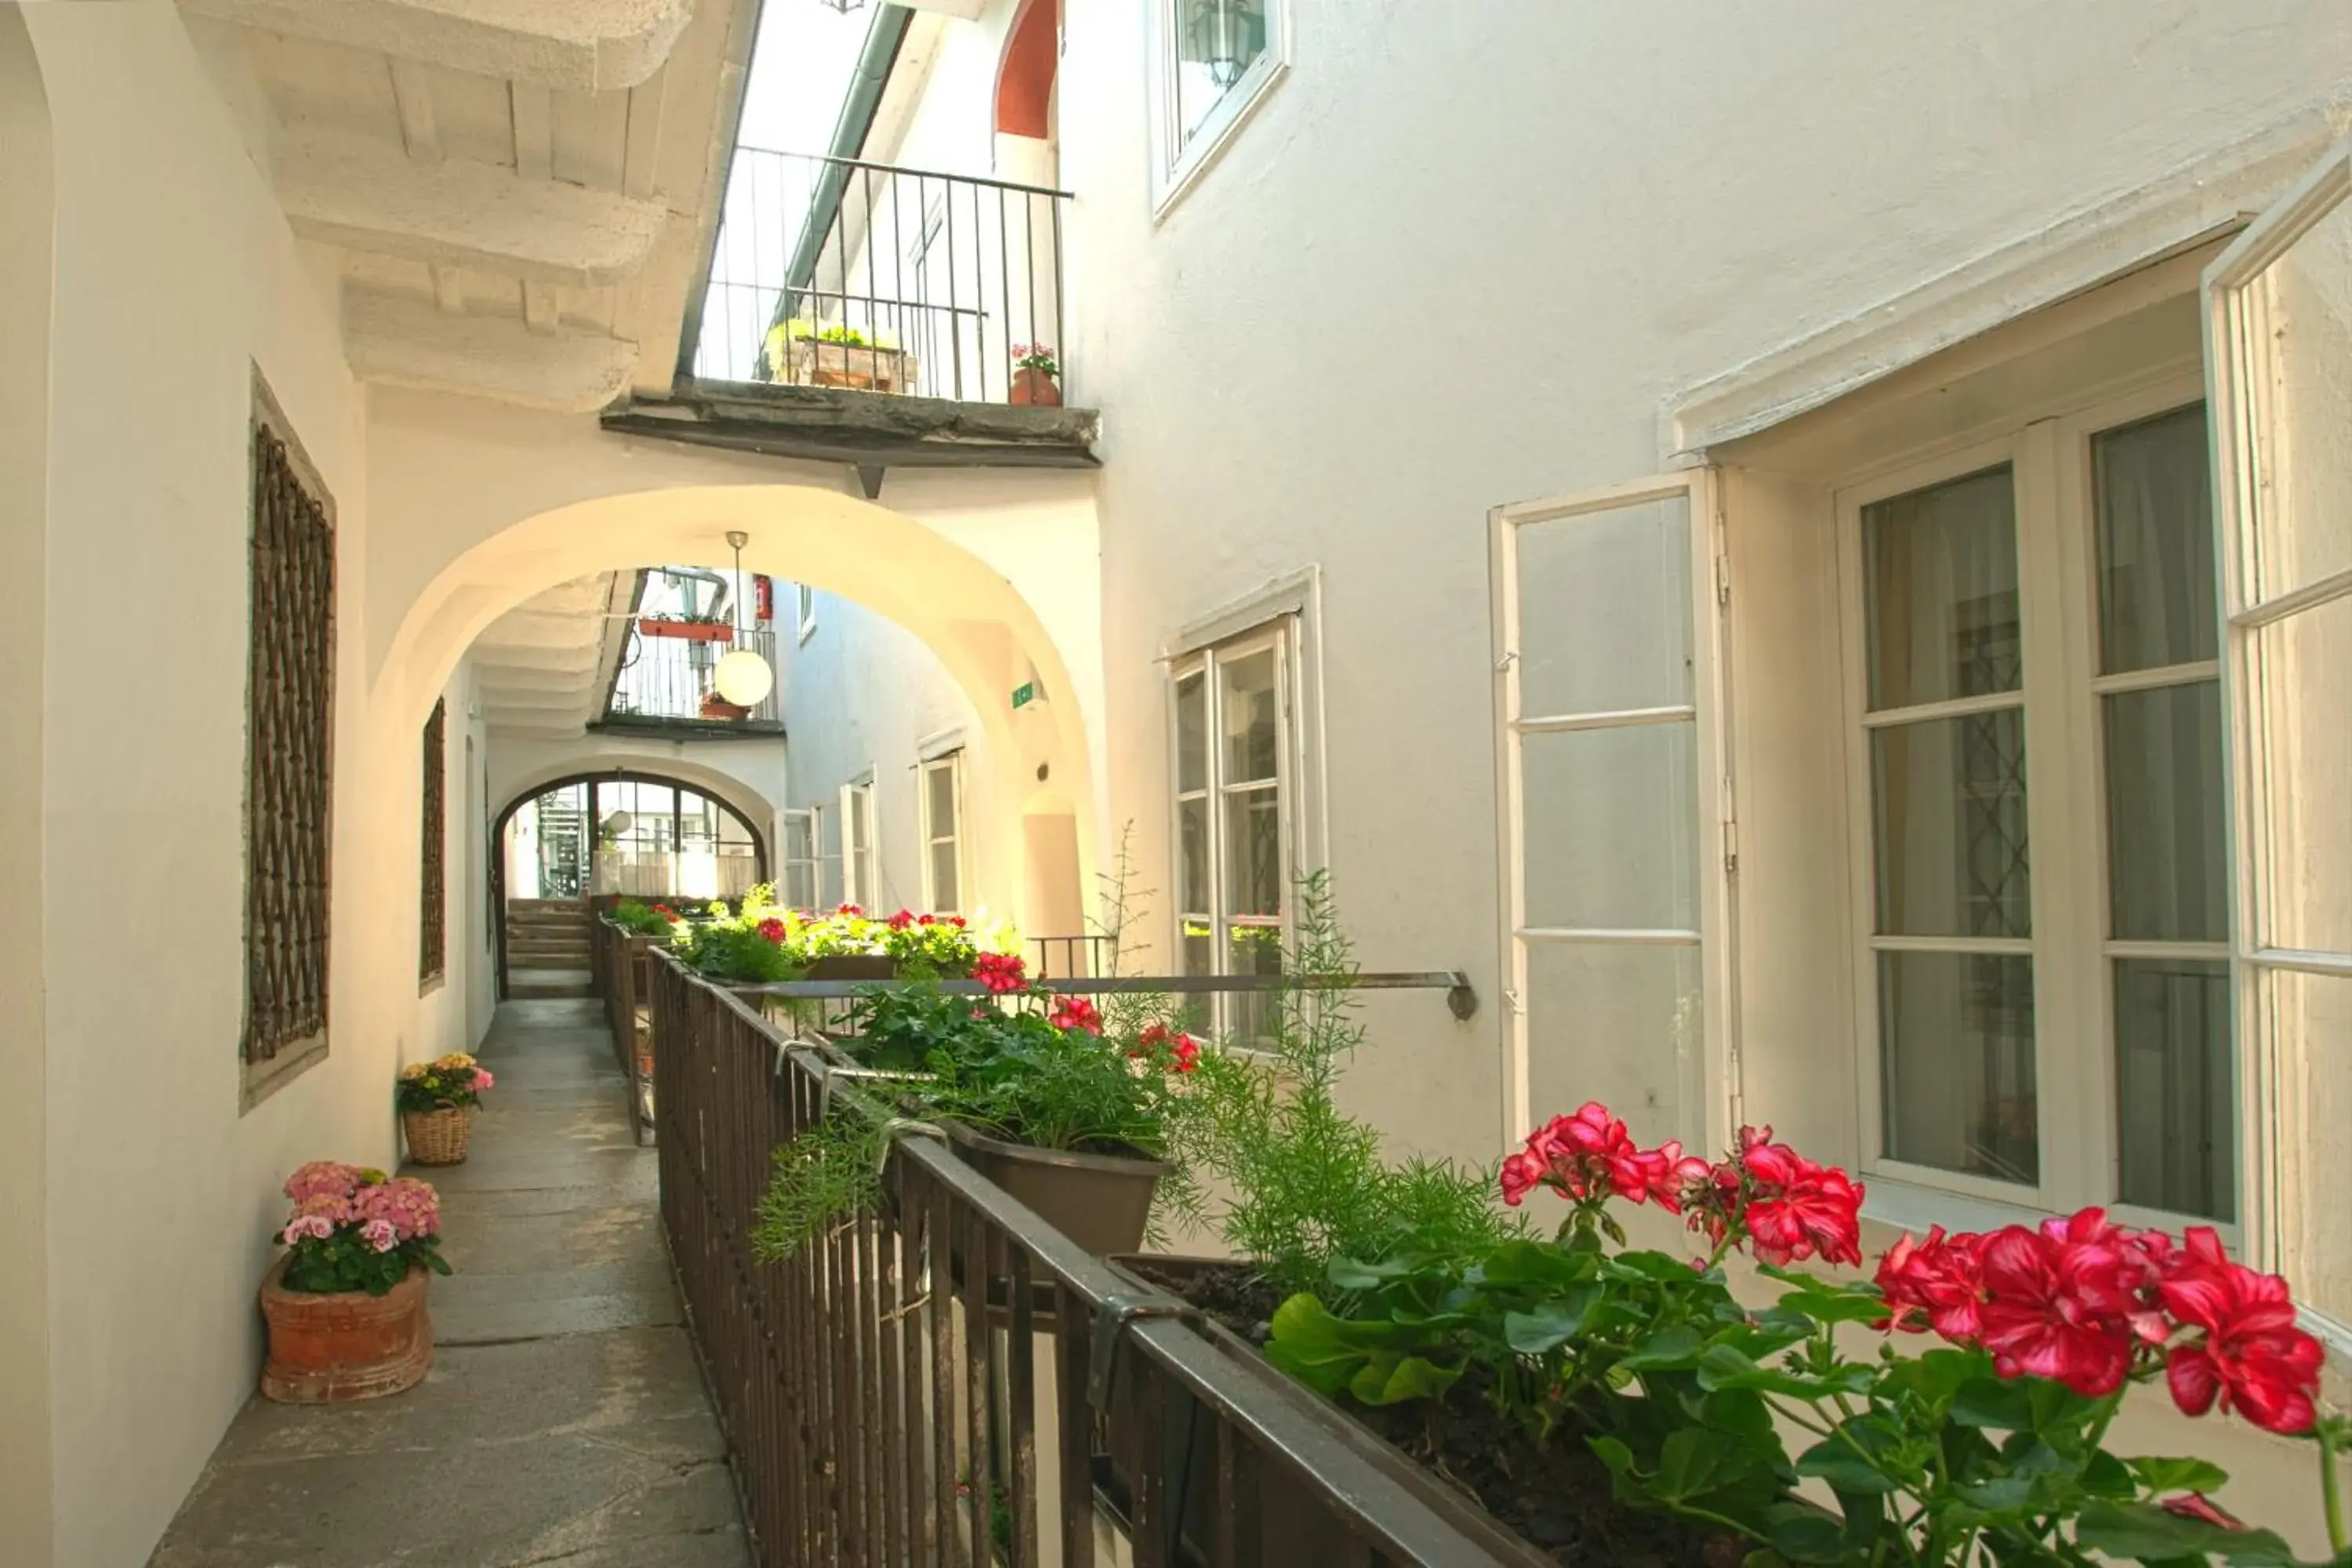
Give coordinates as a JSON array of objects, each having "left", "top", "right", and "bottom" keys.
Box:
[
  {"left": 1178, "top": 797, "right": 1210, "bottom": 913},
  {"left": 1175, "top": 670, "right": 1207, "bottom": 793},
  {"left": 1221, "top": 650, "right": 1279, "bottom": 785},
  {"left": 2114, "top": 958, "right": 2233, "bottom": 1220},
  {"left": 2094, "top": 405, "right": 2217, "bottom": 674},
  {"left": 2256, "top": 590, "right": 2352, "bottom": 953},
  {"left": 929, "top": 842, "right": 960, "bottom": 913},
  {"left": 927, "top": 764, "right": 957, "bottom": 835},
  {"left": 1174, "top": 0, "right": 1268, "bottom": 143},
  {"left": 1222, "top": 787, "right": 1280, "bottom": 918},
  {"left": 2103, "top": 682, "right": 2226, "bottom": 942},
  {"left": 2274, "top": 967, "right": 2352, "bottom": 1327},
  {"left": 1520, "top": 723, "right": 1697, "bottom": 931},
  {"left": 1525, "top": 942, "right": 1700, "bottom": 1148},
  {"left": 2246, "top": 195, "right": 2352, "bottom": 603},
  {"left": 1879, "top": 951, "right": 2038, "bottom": 1185},
  {"left": 1516, "top": 497, "right": 1692, "bottom": 718},
  {"left": 1864, "top": 466, "right": 2022, "bottom": 711},
  {"left": 1871, "top": 710, "right": 2031, "bottom": 939}
]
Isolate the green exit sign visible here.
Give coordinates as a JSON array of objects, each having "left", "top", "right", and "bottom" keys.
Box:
[{"left": 1011, "top": 681, "right": 1037, "bottom": 710}]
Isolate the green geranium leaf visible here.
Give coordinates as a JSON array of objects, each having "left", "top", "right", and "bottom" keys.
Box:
[
  {"left": 2074, "top": 1500, "right": 2300, "bottom": 1566},
  {"left": 1765, "top": 1503, "right": 1849, "bottom": 1564},
  {"left": 1472, "top": 1240, "right": 1591, "bottom": 1290},
  {"left": 1795, "top": 1439, "right": 1896, "bottom": 1495},
  {"left": 1950, "top": 1376, "right": 2038, "bottom": 1431},
  {"left": 1619, "top": 1323, "right": 1706, "bottom": 1370},
  {"left": 1697, "top": 1344, "right": 1875, "bottom": 1399},
  {"left": 2127, "top": 1457, "right": 2233, "bottom": 1497},
  {"left": 1503, "top": 1287, "right": 1599, "bottom": 1354},
  {"left": 1773, "top": 1285, "right": 1896, "bottom": 1327},
  {"left": 1348, "top": 1352, "right": 1461, "bottom": 1406},
  {"left": 1654, "top": 1428, "right": 1739, "bottom": 1502},
  {"left": 1262, "top": 1294, "right": 1367, "bottom": 1396}
]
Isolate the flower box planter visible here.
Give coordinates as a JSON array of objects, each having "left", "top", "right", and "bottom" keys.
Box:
[
  {"left": 942, "top": 1121, "right": 1165, "bottom": 1258},
  {"left": 637, "top": 618, "right": 733, "bottom": 644},
  {"left": 402, "top": 1106, "right": 470, "bottom": 1166},
  {"left": 775, "top": 337, "right": 919, "bottom": 394},
  {"left": 1105, "top": 1254, "right": 1724, "bottom": 1568},
  {"left": 260, "top": 1254, "right": 434, "bottom": 1404},
  {"left": 698, "top": 692, "right": 754, "bottom": 720}
]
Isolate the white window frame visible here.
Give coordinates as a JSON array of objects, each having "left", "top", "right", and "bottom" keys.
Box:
[
  {"left": 1146, "top": 0, "right": 1290, "bottom": 216},
  {"left": 2204, "top": 141, "right": 2352, "bottom": 1351},
  {"left": 1832, "top": 372, "right": 2241, "bottom": 1236},
  {"left": 797, "top": 583, "right": 818, "bottom": 645},
  {"left": 918, "top": 750, "right": 967, "bottom": 914},
  {"left": 1491, "top": 471, "right": 1737, "bottom": 1157},
  {"left": 840, "top": 774, "right": 877, "bottom": 910},
  {"left": 1167, "top": 579, "right": 1323, "bottom": 1040},
  {"left": 782, "top": 808, "right": 822, "bottom": 910}
]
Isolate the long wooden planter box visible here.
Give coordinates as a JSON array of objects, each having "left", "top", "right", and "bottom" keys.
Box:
[{"left": 637, "top": 618, "right": 733, "bottom": 643}]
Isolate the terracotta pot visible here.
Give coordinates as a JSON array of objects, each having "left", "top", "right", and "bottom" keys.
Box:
[
  {"left": 260, "top": 1254, "right": 434, "bottom": 1403},
  {"left": 637, "top": 618, "right": 734, "bottom": 643},
  {"left": 942, "top": 1120, "right": 1166, "bottom": 1255},
  {"left": 402, "top": 1105, "right": 471, "bottom": 1165},
  {"left": 1009, "top": 368, "right": 1062, "bottom": 407},
  {"left": 698, "top": 694, "right": 754, "bottom": 720}
]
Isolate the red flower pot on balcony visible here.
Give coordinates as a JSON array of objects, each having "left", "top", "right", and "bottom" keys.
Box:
[
  {"left": 1009, "top": 368, "right": 1062, "bottom": 407},
  {"left": 260, "top": 1254, "right": 434, "bottom": 1403},
  {"left": 638, "top": 618, "right": 734, "bottom": 644},
  {"left": 699, "top": 693, "right": 754, "bottom": 720}
]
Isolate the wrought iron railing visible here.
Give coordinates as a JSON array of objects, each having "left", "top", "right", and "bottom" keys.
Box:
[
  {"left": 605, "top": 621, "right": 781, "bottom": 727},
  {"left": 644, "top": 953, "right": 1518, "bottom": 1566},
  {"left": 695, "top": 148, "right": 1069, "bottom": 408}
]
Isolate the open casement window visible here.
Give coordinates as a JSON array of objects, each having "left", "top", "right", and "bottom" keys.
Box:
[
  {"left": 919, "top": 752, "right": 965, "bottom": 915},
  {"left": 1492, "top": 472, "right": 1735, "bottom": 1155},
  {"left": 1172, "top": 622, "right": 1299, "bottom": 1045},
  {"left": 840, "top": 778, "right": 878, "bottom": 911},
  {"left": 2205, "top": 143, "right": 2352, "bottom": 1342},
  {"left": 782, "top": 808, "right": 821, "bottom": 911}
]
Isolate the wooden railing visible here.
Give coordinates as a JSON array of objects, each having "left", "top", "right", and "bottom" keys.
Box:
[
  {"left": 591, "top": 916, "right": 659, "bottom": 1145},
  {"left": 644, "top": 951, "right": 1514, "bottom": 1567}
]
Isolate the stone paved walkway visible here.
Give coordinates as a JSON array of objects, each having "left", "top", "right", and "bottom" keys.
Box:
[{"left": 151, "top": 999, "right": 750, "bottom": 1568}]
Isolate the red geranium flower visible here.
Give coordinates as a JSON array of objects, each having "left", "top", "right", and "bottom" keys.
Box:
[
  {"left": 1500, "top": 1104, "right": 1708, "bottom": 1215},
  {"left": 971, "top": 952, "right": 1028, "bottom": 996},
  {"left": 1686, "top": 1126, "right": 1865, "bottom": 1268},
  {"left": 887, "top": 909, "right": 915, "bottom": 931},
  {"left": 2159, "top": 1226, "right": 2324, "bottom": 1435},
  {"left": 1973, "top": 1210, "right": 2147, "bottom": 1397},
  {"left": 756, "top": 917, "right": 788, "bottom": 943},
  {"left": 837, "top": 904, "right": 862, "bottom": 918},
  {"left": 1133, "top": 1023, "right": 1202, "bottom": 1074},
  {"left": 1875, "top": 1225, "right": 1988, "bottom": 1341},
  {"left": 1049, "top": 996, "right": 1102, "bottom": 1035}
]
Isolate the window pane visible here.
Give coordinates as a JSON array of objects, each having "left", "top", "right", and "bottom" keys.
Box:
[
  {"left": 2095, "top": 405, "right": 2217, "bottom": 674},
  {"left": 1526, "top": 942, "right": 1700, "bottom": 1149},
  {"left": 927, "top": 762, "right": 958, "bottom": 839},
  {"left": 1879, "top": 950, "right": 2038, "bottom": 1185},
  {"left": 2244, "top": 193, "right": 2352, "bottom": 604},
  {"left": 1871, "top": 709, "right": 2031, "bottom": 939},
  {"left": 1222, "top": 786, "right": 1281, "bottom": 918},
  {"left": 1520, "top": 723, "right": 1697, "bottom": 931},
  {"left": 1863, "top": 466, "right": 2022, "bottom": 710},
  {"left": 1220, "top": 648, "right": 1280, "bottom": 785},
  {"left": 2114, "top": 958, "right": 2233, "bottom": 1220},
  {"left": 1516, "top": 495, "right": 1692, "bottom": 718},
  {"left": 1178, "top": 797, "right": 1210, "bottom": 913},
  {"left": 1229, "top": 920, "right": 1283, "bottom": 1046},
  {"left": 2272, "top": 966, "right": 2352, "bottom": 1326},
  {"left": 1180, "top": 921, "right": 1215, "bottom": 1033},
  {"left": 2103, "top": 681, "right": 2226, "bottom": 942},
  {"left": 929, "top": 841, "right": 960, "bottom": 913},
  {"left": 1175, "top": 670, "right": 1207, "bottom": 794},
  {"left": 1174, "top": 0, "right": 1268, "bottom": 143},
  {"left": 2256, "top": 589, "right": 2352, "bottom": 953}
]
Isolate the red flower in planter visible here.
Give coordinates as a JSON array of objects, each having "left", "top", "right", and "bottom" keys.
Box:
[
  {"left": 1501, "top": 1103, "right": 1707, "bottom": 1214},
  {"left": 972, "top": 952, "right": 1028, "bottom": 995},
  {"left": 1876, "top": 1225, "right": 1988, "bottom": 1341},
  {"left": 1134, "top": 1023, "right": 1200, "bottom": 1073},
  {"left": 1049, "top": 996, "right": 1103, "bottom": 1035},
  {"left": 2161, "top": 1494, "right": 2245, "bottom": 1530},
  {"left": 757, "top": 917, "right": 788, "bottom": 943},
  {"left": 837, "top": 904, "right": 863, "bottom": 917},
  {"left": 888, "top": 909, "right": 916, "bottom": 930},
  {"left": 1974, "top": 1217, "right": 2146, "bottom": 1397},
  {"left": 1684, "top": 1126, "right": 1865, "bottom": 1268},
  {"left": 2159, "top": 1226, "right": 2324, "bottom": 1435}
]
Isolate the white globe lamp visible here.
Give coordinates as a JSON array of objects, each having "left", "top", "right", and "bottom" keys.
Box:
[{"left": 712, "top": 647, "right": 774, "bottom": 706}]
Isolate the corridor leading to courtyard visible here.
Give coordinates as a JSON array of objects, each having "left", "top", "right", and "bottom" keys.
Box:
[{"left": 149, "top": 1000, "right": 750, "bottom": 1568}]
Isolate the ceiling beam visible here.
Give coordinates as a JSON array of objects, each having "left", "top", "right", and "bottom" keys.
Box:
[
  {"left": 176, "top": 0, "right": 695, "bottom": 91},
  {"left": 280, "top": 130, "right": 666, "bottom": 286},
  {"left": 345, "top": 291, "right": 636, "bottom": 412}
]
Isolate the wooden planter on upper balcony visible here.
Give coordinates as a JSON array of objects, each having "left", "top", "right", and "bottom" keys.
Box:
[
  {"left": 637, "top": 619, "right": 733, "bottom": 643},
  {"left": 774, "top": 337, "right": 919, "bottom": 394}
]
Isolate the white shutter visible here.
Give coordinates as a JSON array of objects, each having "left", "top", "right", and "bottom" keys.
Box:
[
  {"left": 2203, "top": 142, "right": 2352, "bottom": 1338},
  {"left": 1492, "top": 470, "right": 1736, "bottom": 1155}
]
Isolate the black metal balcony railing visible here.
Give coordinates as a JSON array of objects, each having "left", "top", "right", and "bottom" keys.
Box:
[
  {"left": 695, "top": 147, "right": 1069, "bottom": 408},
  {"left": 604, "top": 622, "right": 782, "bottom": 728}
]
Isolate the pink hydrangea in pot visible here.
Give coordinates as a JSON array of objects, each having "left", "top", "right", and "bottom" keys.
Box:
[{"left": 260, "top": 1161, "right": 452, "bottom": 1403}]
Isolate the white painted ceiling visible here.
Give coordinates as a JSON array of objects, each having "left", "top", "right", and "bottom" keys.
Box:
[
  {"left": 179, "top": 0, "right": 759, "bottom": 412},
  {"left": 470, "top": 573, "right": 626, "bottom": 738}
]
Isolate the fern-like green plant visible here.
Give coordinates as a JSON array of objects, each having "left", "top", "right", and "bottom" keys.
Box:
[{"left": 751, "top": 1109, "right": 892, "bottom": 1262}]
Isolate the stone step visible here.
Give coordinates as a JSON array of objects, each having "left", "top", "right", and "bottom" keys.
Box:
[{"left": 508, "top": 969, "right": 594, "bottom": 1000}]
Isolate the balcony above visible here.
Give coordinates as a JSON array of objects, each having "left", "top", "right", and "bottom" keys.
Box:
[
  {"left": 597, "top": 573, "right": 785, "bottom": 739},
  {"left": 619, "top": 149, "right": 1097, "bottom": 485}
]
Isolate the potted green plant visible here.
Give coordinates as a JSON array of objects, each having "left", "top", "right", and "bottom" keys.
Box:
[
  {"left": 636, "top": 612, "right": 734, "bottom": 644},
  {"left": 261, "top": 1161, "right": 452, "bottom": 1403},
  {"left": 394, "top": 1052, "right": 495, "bottom": 1166},
  {"left": 1009, "top": 343, "right": 1061, "bottom": 406}
]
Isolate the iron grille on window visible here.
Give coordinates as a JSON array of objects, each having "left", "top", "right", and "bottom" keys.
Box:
[
  {"left": 244, "top": 419, "right": 335, "bottom": 1063},
  {"left": 419, "top": 698, "right": 447, "bottom": 985}
]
